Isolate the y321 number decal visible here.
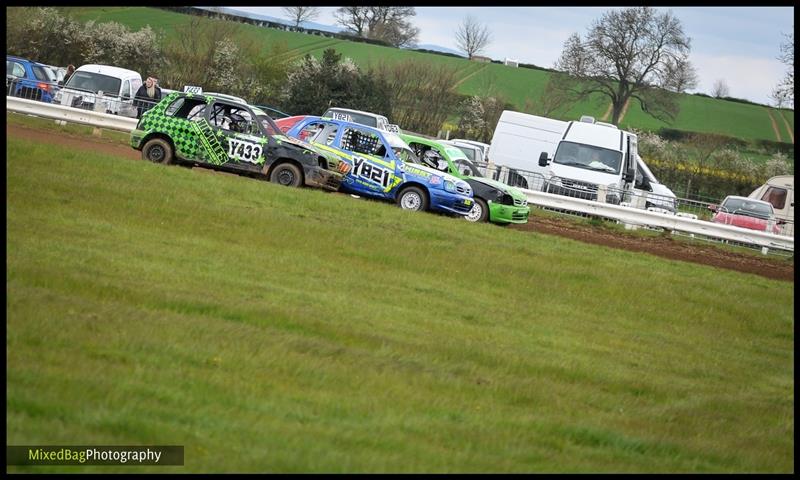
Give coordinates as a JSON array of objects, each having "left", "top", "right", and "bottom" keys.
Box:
[{"left": 227, "top": 139, "right": 263, "bottom": 164}]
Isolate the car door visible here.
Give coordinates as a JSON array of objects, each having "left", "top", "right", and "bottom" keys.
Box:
[
  {"left": 335, "top": 125, "right": 398, "bottom": 198},
  {"left": 205, "top": 100, "right": 268, "bottom": 170}
]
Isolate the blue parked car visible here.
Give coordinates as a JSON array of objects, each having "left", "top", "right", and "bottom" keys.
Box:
[
  {"left": 283, "top": 116, "right": 474, "bottom": 215},
  {"left": 6, "top": 55, "right": 59, "bottom": 103}
]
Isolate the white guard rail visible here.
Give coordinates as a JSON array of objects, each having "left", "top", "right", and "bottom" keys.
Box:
[
  {"left": 7, "top": 96, "right": 138, "bottom": 132},
  {"left": 6, "top": 95, "right": 794, "bottom": 253},
  {"left": 521, "top": 188, "right": 794, "bottom": 252}
]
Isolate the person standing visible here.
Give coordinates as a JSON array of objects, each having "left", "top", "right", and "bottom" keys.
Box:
[
  {"left": 62, "top": 64, "right": 75, "bottom": 85},
  {"left": 134, "top": 76, "right": 162, "bottom": 118}
]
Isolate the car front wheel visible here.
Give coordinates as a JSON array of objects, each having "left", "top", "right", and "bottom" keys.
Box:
[
  {"left": 397, "top": 186, "right": 429, "bottom": 212},
  {"left": 270, "top": 163, "right": 303, "bottom": 187},
  {"left": 465, "top": 198, "right": 489, "bottom": 222}
]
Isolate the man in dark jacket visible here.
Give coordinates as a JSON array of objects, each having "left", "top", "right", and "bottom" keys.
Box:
[{"left": 134, "top": 76, "right": 162, "bottom": 118}]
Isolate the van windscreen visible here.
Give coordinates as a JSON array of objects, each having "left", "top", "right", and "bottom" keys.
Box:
[
  {"left": 553, "top": 141, "right": 622, "bottom": 174},
  {"left": 65, "top": 71, "right": 122, "bottom": 95}
]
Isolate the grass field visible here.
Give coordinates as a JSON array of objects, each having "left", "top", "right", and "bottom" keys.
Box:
[
  {"left": 60, "top": 6, "right": 795, "bottom": 144},
  {"left": 6, "top": 129, "right": 794, "bottom": 472}
]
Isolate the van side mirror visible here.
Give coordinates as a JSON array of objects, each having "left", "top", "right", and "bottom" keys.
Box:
[
  {"left": 538, "top": 152, "right": 550, "bottom": 167},
  {"left": 623, "top": 167, "right": 635, "bottom": 182},
  {"left": 57, "top": 81, "right": 64, "bottom": 87},
  {"left": 708, "top": 204, "right": 718, "bottom": 213}
]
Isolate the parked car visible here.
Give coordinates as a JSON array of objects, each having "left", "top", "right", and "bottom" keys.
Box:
[
  {"left": 283, "top": 116, "right": 474, "bottom": 215},
  {"left": 321, "top": 107, "right": 401, "bottom": 133},
  {"left": 401, "top": 133, "right": 530, "bottom": 225},
  {"left": 450, "top": 138, "right": 491, "bottom": 161},
  {"left": 6, "top": 55, "right": 59, "bottom": 102},
  {"left": 53, "top": 64, "right": 142, "bottom": 117},
  {"left": 130, "top": 92, "right": 350, "bottom": 191},
  {"left": 708, "top": 196, "right": 783, "bottom": 234},
  {"left": 444, "top": 139, "right": 486, "bottom": 164}
]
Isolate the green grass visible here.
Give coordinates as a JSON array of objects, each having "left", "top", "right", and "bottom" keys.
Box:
[
  {"left": 58, "top": 7, "right": 795, "bottom": 144},
  {"left": 6, "top": 130, "right": 793, "bottom": 472}
]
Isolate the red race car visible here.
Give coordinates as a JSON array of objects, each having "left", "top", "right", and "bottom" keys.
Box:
[{"left": 709, "top": 195, "right": 784, "bottom": 234}]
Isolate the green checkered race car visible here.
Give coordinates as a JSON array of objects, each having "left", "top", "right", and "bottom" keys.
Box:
[{"left": 130, "top": 92, "right": 350, "bottom": 191}]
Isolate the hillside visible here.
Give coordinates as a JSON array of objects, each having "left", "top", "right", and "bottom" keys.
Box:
[
  {"left": 62, "top": 7, "right": 794, "bottom": 144},
  {"left": 6, "top": 117, "right": 794, "bottom": 472}
]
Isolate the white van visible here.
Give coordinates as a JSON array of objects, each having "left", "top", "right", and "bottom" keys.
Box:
[
  {"left": 749, "top": 175, "right": 794, "bottom": 236},
  {"left": 489, "top": 111, "right": 677, "bottom": 211},
  {"left": 449, "top": 139, "right": 491, "bottom": 162},
  {"left": 53, "top": 64, "right": 142, "bottom": 118}
]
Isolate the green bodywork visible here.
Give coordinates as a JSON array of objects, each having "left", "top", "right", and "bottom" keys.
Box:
[
  {"left": 400, "top": 133, "right": 530, "bottom": 224},
  {"left": 129, "top": 92, "right": 348, "bottom": 181}
]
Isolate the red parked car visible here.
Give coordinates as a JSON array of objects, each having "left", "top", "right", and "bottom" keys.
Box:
[
  {"left": 274, "top": 115, "right": 308, "bottom": 135},
  {"left": 709, "top": 195, "right": 783, "bottom": 234}
]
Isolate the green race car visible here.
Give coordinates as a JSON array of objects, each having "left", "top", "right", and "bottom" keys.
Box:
[
  {"left": 130, "top": 92, "right": 350, "bottom": 191},
  {"left": 401, "top": 133, "right": 530, "bottom": 225}
]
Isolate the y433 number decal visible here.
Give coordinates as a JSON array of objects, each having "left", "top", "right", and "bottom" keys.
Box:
[
  {"left": 227, "top": 139, "right": 263, "bottom": 164},
  {"left": 353, "top": 156, "right": 393, "bottom": 189}
]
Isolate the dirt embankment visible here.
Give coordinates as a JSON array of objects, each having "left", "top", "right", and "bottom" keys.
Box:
[{"left": 8, "top": 123, "right": 794, "bottom": 282}]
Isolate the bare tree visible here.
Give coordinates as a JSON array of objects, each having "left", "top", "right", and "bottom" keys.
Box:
[
  {"left": 334, "top": 6, "right": 419, "bottom": 47},
  {"left": 281, "top": 7, "right": 320, "bottom": 28},
  {"left": 455, "top": 15, "right": 492, "bottom": 60},
  {"left": 551, "top": 7, "right": 692, "bottom": 125},
  {"left": 663, "top": 56, "right": 698, "bottom": 93},
  {"left": 712, "top": 79, "right": 729, "bottom": 98},
  {"left": 773, "top": 31, "right": 793, "bottom": 108}
]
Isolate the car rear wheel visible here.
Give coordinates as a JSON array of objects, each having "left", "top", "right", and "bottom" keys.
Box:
[
  {"left": 397, "top": 186, "right": 429, "bottom": 212},
  {"left": 465, "top": 197, "right": 489, "bottom": 222},
  {"left": 270, "top": 163, "right": 303, "bottom": 187},
  {"left": 142, "top": 138, "right": 174, "bottom": 165}
]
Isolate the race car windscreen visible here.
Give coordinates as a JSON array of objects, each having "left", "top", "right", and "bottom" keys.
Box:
[
  {"left": 65, "top": 71, "right": 121, "bottom": 95},
  {"left": 384, "top": 133, "right": 419, "bottom": 163},
  {"left": 255, "top": 114, "right": 281, "bottom": 136},
  {"left": 446, "top": 148, "right": 482, "bottom": 177}
]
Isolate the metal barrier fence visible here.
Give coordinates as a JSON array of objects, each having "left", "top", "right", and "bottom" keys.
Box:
[
  {"left": 456, "top": 159, "right": 793, "bottom": 255},
  {"left": 6, "top": 78, "right": 160, "bottom": 118}
]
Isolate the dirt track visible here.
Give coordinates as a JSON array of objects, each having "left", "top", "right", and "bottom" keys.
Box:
[{"left": 8, "top": 123, "right": 794, "bottom": 282}]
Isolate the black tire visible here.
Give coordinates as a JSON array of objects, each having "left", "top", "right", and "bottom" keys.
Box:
[
  {"left": 270, "top": 163, "right": 303, "bottom": 187},
  {"left": 464, "top": 197, "right": 490, "bottom": 223},
  {"left": 396, "top": 186, "right": 429, "bottom": 212},
  {"left": 142, "top": 138, "right": 174, "bottom": 165}
]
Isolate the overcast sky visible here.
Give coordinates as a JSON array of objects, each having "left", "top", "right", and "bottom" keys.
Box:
[{"left": 235, "top": 6, "right": 793, "bottom": 106}]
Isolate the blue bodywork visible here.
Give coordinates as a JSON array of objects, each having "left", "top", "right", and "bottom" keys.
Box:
[
  {"left": 286, "top": 116, "right": 474, "bottom": 216},
  {"left": 6, "top": 56, "right": 58, "bottom": 103}
]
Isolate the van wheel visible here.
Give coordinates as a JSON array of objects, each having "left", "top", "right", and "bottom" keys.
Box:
[
  {"left": 464, "top": 198, "right": 489, "bottom": 222},
  {"left": 142, "top": 138, "right": 174, "bottom": 164},
  {"left": 270, "top": 163, "right": 303, "bottom": 187},
  {"left": 397, "top": 186, "right": 429, "bottom": 212}
]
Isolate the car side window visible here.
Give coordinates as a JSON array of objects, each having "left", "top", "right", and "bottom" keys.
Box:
[
  {"left": 32, "top": 65, "right": 50, "bottom": 82},
  {"left": 761, "top": 187, "right": 787, "bottom": 210},
  {"left": 342, "top": 127, "right": 383, "bottom": 156},
  {"left": 11, "top": 62, "right": 25, "bottom": 78}
]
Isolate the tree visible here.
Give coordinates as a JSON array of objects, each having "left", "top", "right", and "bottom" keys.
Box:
[
  {"left": 334, "top": 6, "right": 419, "bottom": 47},
  {"left": 281, "top": 6, "right": 320, "bottom": 28},
  {"left": 551, "top": 7, "right": 693, "bottom": 125},
  {"left": 772, "top": 31, "right": 793, "bottom": 108},
  {"left": 712, "top": 79, "right": 729, "bottom": 98},
  {"left": 455, "top": 16, "right": 492, "bottom": 60},
  {"left": 282, "top": 48, "right": 392, "bottom": 117},
  {"left": 663, "top": 56, "right": 698, "bottom": 93}
]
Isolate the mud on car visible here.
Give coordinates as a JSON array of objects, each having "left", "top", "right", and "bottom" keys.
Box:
[
  {"left": 281, "top": 116, "right": 474, "bottom": 215},
  {"left": 130, "top": 92, "right": 350, "bottom": 191}
]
